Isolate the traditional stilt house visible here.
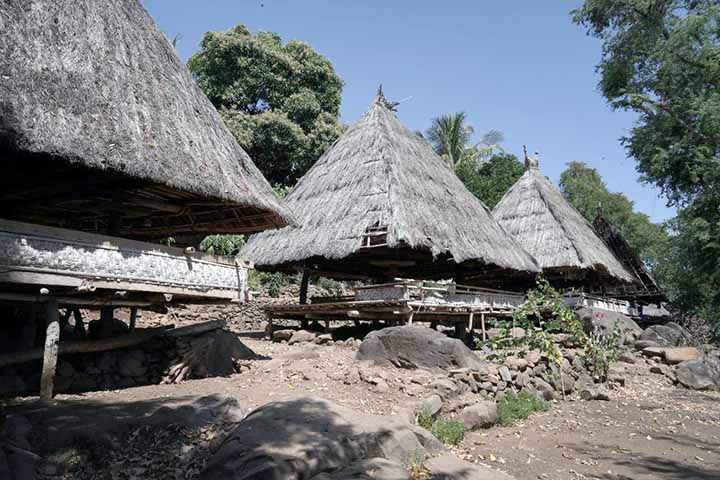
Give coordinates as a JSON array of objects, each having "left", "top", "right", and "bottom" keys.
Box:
[
  {"left": 241, "top": 88, "right": 539, "bottom": 336},
  {"left": 493, "top": 149, "right": 637, "bottom": 293},
  {"left": 0, "top": 0, "right": 292, "bottom": 398},
  {"left": 592, "top": 208, "right": 666, "bottom": 305}
]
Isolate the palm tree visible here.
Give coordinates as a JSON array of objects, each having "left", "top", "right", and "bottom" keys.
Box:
[
  {"left": 425, "top": 113, "right": 505, "bottom": 170},
  {"left": 425, "top": 112, "right": 474, "bottom": 169}
]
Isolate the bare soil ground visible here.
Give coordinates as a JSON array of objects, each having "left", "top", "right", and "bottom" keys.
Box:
[{"left": 15, "top": 329, "right": 717, "bottom": 480}]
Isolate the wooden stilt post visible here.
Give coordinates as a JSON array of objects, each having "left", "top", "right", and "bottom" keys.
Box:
[
  {"left": 129, "top": 307, "right": 138, "bottom": 333},
  {"left": 299, "top": 270, "right": 310, "bottom": 304},
  {"left": 455, "top": 322, "right": 467, "bottom": 344},
  {"left": 481, "top": 313, "right": 486, "bottom": 342},
  {"left": 299, "top": 270, "right": 310, "bottom": 330},
  {"left": 99, "top": 306, "right": 115, "bottom": 338},
  {"left": 72, "top": 308, "right": 86, "bottom": 338},
  {"left": 407, "top": 310, "right": 414, "bottom": 326},
  {"left": 40, "top": 301, "right": 60, "bottom": 400}
]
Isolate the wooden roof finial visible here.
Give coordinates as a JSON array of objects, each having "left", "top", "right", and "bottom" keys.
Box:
[
  {"left": 375, "top": 84, "right": 399, "bottom": 111},
  {"left": 524, "top": 145, "right": 539, "bottom": 170}
]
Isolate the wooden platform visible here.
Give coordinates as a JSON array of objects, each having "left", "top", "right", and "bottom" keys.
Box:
[{"left": 0, "top": 219, "right": 250, "bottom": 306}]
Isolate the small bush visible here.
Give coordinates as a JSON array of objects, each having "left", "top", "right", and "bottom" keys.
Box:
[
  {"left": 406, "top": 451, "right": 431, "bottom": 480},
  {"left": 497, "top": 391, "right": 547, "bottom": 426},
  {"left": 415, "top": 406, "right": 434, "bottom": 431},
  {"left": 199, "top": 234, "right": 245, "bottom": 256},
  {"left": 430, "top": 418, "right": 467, "bottom": 446},
  {"left": 248, "top": 271, "right": 296, "bottom": 297}
]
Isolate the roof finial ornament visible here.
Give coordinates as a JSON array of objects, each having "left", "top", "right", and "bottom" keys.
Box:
[
  {"left": 523, "top": 145, "right": 539, "bottom": 170},
  {"left": 596, "top": 201, "right": 604, "bottom": 217},
  {"left": 375, "top": 83, "right": 400, "bottom": 111}
]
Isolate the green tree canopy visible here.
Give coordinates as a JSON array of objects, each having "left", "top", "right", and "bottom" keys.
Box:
[
  {"left": 456, "top": 153, "right": 524, "bottom": 209},
  {"left": 573, "top": 1, "right": 720, "bottom": 325},
  {"left": 188, "top": 25, "right": 345, "bottom": 186}
]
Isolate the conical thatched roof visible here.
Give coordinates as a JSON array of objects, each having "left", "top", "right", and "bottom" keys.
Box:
[
  {"left": 241, "top": 89, "right": 539, "bottom": 281},
  {"left": 493, "top": 153, "right": 636, "bottom": 286},
  {"left": 0, "top": 0, "right": 293, "bottom": 238}
]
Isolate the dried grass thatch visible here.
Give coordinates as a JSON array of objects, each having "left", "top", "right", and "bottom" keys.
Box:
[
  {"left": 0, "top": 0, "right": 293, "bottom": 237},
  {"left": 241, "top": 89, "right": 540, "bottom": 281},
  {"left": 493, "top": 157, "right": 636, "bottom": 286}
]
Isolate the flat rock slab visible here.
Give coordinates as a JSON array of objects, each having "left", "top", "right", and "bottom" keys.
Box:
[
  {"left": 356, "top": 326, "right": 486, "bottom": 371},
  {"left": 426, "top": 453, "right": 515, "bottom": 479},
  {"left": 200, "top": 395, "right": 444, "bottom": 480}
]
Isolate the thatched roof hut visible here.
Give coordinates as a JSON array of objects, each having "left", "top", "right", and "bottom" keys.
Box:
[
  {"left": 493, "top": 151, "right": 636, "bottom": 288},
  {"left": 240, "top": 88, "right": 539, "bottom": 281},
  {"left": 0, "top": 0, "right": 293, "bottom": 239},
  {"left": 592, "top": 209, "right": 666, "bottom": 303}
]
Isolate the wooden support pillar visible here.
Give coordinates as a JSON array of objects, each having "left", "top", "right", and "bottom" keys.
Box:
[
  {"left": 455, "top": 322, "right": 467, "bottom": 344},
  {"left": 40, "top": 301, "right": 60, "bottom": 400},
  {"left": 72, "top": 308, "right": 86, "bottom": 338},
  {"left": 299, "top": 270, "right": 310, "bottom": 305},
  {"left": 129, "top": 307, "right": 138, "bottom": 333},
  {"left": 98, "top": 306, "right": 115, "bottom": 338},
  {"left": 468, "top": 312, "right": 474, "bottom": 334},
  {"left": 480, "top": 313, "right": 487, "bottom": 342},
  {"left": 299, "top": 270, "right": 310, "bottom": 330},
  {"left": 407, "top": 311, "right": 414, "bottom": 326}
]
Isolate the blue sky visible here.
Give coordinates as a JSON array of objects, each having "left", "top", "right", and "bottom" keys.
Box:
[{"left": 143, "top": 0, "right": 674, "bottom": 223}]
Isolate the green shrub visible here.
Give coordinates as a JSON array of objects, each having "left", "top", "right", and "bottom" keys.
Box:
[
  {"left": 415, "top": 406, "right": 434, "bottom": 431},
  {"left": 248, "top": 270, "right": 296, "bottom": 297},
  {"left": 497, "top": 391, "right": 547, "bottom": 426},
  {"left": 199, "top": 235, "right": 246, "bottom": 256},
  {"left": 582, "top": 322, "right": 622, "bottom": 382},
  {"left": 430, "top": 418, "right": 467, "bottom": 446},
  {"left": 314, "top": 276, "right": 346, "bottom": 296}
]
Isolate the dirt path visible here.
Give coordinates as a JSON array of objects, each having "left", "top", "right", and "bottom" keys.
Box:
[
  {"left": 12, "top": 331, "right": 720, "bottom": 479},
  {"left": 461, "top": 364, "right": 720, "bottom": 479}
]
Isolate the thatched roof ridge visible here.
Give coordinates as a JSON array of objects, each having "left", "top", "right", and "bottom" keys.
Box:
[
  {"left": 0, "top": 0, "right": 293, "bottom": 234},
  {"left": 493, "top": 165, "right": 636, "bottom": 284},
  {"left": 241, "top": 89, "right": 539, "bottom": 279}
]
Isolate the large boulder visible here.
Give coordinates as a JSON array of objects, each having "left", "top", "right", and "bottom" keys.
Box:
[
  {"left": 676, "top": 357, "right": 720, "bottom": 391},
  {"left": 577, "top": 308, "right": 641, "bottom": 344},
  {"left": 200, "top": 396, "right": 444, "bottom": 480},
  {"left": 663, "top": 347, "right": 700, "bottom": 365},
  {"left": 640, "top": 322, "right": 691, "bottom": 347},
  {"left": 356, "top": 326, "right": 485, "bottom": 370},
  {"left": 188, "top": 329, "right": 256, "bottom": 378}
]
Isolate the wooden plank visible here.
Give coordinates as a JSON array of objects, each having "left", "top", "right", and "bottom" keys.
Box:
[
  {"left": 0, "top": 272, "right": 238, "bottom": 302},
  {"left": 40, "top": 301, "right": 60, "bottom": 400},
  {"left": 129, "top": 307, "right": 138, "bottom": 332}
]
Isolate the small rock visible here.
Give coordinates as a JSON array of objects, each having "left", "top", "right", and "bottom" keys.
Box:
[
  {"left": 533, "top": 378, "right": 556, "bottom": 401},
  {"left": 618, "top": 352, "right": 637, "bottom": 364},
  {"left": 580, "top": 387, "right": 610, "bottom": 401},
  {"left": 314, "top": 333, "right": 333, "bottom": 345},
  {"left": 525, "top": 350, "right": 542, "bottom": 366},
  {"left": 288, "top": 330, "right": 318, "bottom": 345},
  {"left": 504, "top": 356, "right": 528, "bottom": 371},
  {"left": 419, "top": 394, "right": 443, "bottom": 417},
  {"left": 272, "top": 329, "right": 295, "bottom": 342},
  {"left": 498, "top": 366, "right": 512, "bottom": 383},
  {"left": 459, "top": 401, "right": 498, "bottom": 430}
]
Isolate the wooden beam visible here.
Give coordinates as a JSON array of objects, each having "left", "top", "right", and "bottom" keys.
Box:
[{"left": 40, "top": 301, "right": 60, "bottom": 400}]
